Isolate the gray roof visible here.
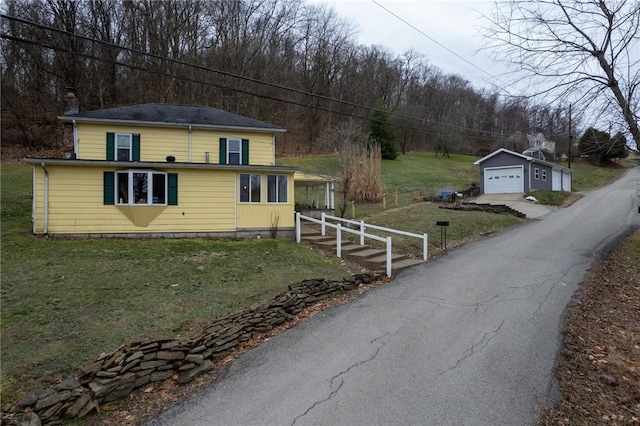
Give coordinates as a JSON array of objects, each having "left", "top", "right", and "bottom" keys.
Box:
[
  {"left": 59, "top": 103, "right": 286, "bottom": 133},
  {"left": 474, "top": 148, "right": 572, "bottom": 172}
]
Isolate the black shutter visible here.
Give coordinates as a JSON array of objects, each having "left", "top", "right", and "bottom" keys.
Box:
[
  {"left": 241, "top": 139, "right": 249, "bottom": 165},
  {"left": 132, "top": 134, "right": 141, "bottom": 161},
  {"left": 168, "top": 173, "right": 178, "bottom": 205},
  {"left": 219, "top": 138, "right": 227, "bottom": 164},
  {"left": 103, "top": 171, "right": 115, "bottom": 205},
  {"left": 106, "top": 133, "right": 115, "bottom": 161}
]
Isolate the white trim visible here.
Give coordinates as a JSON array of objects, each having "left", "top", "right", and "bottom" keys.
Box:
[
  {"left": 58, "top": 116, "right": 286, "bottom": 134},
  {"left": 115, "top": 133, "right": 133, "bottom": 161},
  {"left": 226, "top": 138, "right": 242, "bottom": 165},
  {"left": 73, "top": 120, "right": 78, "bottom": 157},
  {"left": 483, "top": 165, "right": 524, "bottom": 194},
  {"left": 238, "top": 173, "right": 262, "bottom": 203},
  {"left": 266, "top": 174, "right": 289, "bottom": 204},
  {"left": 115, "top": 169, "right": 168, "bottom": 206},
  {"left": 32, "top": 166, "right": 36, "bottom": 233}
]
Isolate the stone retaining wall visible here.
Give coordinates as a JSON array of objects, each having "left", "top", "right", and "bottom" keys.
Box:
[{"left": 7, "top": 273, "right": 379, "bottom": 426}]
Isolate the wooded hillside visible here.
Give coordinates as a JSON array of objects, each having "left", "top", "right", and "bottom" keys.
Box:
[{"left": 1, "top": 0, "right": 572, "bottom": 157}]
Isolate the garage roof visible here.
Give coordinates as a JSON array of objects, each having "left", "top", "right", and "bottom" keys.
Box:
[{"left": 474, "top": 148, "right": 572, "bottom": 172}]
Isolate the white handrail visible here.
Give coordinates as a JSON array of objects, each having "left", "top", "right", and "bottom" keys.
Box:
[
  {"left": 320, "top": 213, "right": 428, "bottom": 260},
  {"left": 297, "top": 212, "right": 392, "bottom": 277}
]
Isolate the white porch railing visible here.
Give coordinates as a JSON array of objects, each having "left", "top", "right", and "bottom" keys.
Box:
[
  {"left": 317, "top": 212, "right": 428, "bottom": 261},
  {"left": 296, "top": 212, "right": 429, "bottom": 277},
  {"left": 296, "top": 212, "right": 393, "bottom": 277}
]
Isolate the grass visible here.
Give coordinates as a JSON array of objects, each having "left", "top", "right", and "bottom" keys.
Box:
[
  {"left": 525, "top": 191, "right": 574, "bottom": 206},
  {"left": 281, "top": 152, "right": 479, "bottom": 217},
  {"left": 2, "top": 153, "right": 635, "bottom": 407},
  {"left": 364, "top": 202, "right": 523, "bottom": 257},
  {"left": 569, "top": 157, "right": 637, "bottom": 191},
  {"left": 0, "top": 164, "right": 359, "bottom": 405}
]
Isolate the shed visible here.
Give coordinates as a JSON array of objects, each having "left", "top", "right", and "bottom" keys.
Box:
[{"left": 473, "top": 148, "right": 572, "bottom": 194}]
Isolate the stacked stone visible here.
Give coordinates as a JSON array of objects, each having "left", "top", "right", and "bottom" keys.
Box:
[{"left": 8, "top": 273, "right": 378, "bottom": 426}]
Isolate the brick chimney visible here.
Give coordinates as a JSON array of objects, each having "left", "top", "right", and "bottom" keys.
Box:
[
  {"left": 62, "top": 87, "right": 78, "bottom": 158},
  {"left": 63, "top": 87, "right": 79, "bottom": 115}
]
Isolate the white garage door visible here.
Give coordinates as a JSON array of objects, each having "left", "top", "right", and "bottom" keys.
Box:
[
  {"left": 552, "top": 169, "right": 561, "bottom": 190},
  {"left": 484, "top": 166, "right": 524, "bottom": 194}
]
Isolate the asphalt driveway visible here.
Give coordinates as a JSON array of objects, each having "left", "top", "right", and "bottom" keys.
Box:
[{"left": 148, "top": 167, "right": 639, "bottom": 426}]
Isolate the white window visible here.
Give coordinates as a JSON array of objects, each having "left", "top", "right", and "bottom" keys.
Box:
[
  {"left": 227, "top": 139, "right": 241, "bottom": 165},
  {"left": 116, "top": 134, "right": 132, "bottom": 161},
  {"left": 116, "top": 170, "right": 167, "bottom": 205},
  {"left": 267, "top": 175, "right": 288, "bottom": 203},
  {"left": 240, "top": 174, "right": 261, "bottom": 203},
  {"left": 542, "top": 170, "right": 547, "bottom": 181},
  {"left": 534, "top": 167, "right": 540, "bottom": 180}
]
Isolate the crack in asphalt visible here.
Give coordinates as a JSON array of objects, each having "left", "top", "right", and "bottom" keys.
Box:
[
  {"left": 291, "top": 332, "right": 391, "bottom": 425},
  {"left": 437, "top": 320, "right": 505, "bottom": 377}
]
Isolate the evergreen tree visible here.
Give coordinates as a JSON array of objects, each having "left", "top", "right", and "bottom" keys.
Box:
[
  {"left": 578, "top": 127, "right": 628, "bottom": 164},
  {"left": 368, "top": 108, "right": 398, "bottom": 160}
]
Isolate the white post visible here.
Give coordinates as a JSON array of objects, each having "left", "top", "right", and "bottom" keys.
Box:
[
  {"left": 330, "top": 183, "right": 335, "bottom": 210},
  {"left": 337, "top": 224, "right": 342, "bottom": 258},
  {"left": 360, "top": 220, "right": 365, "bottom": 246},
  {"left": 296, "top": 212, "right": 301, "bottom": 243},
  {"left": 386, "top": 237, "right": 392, "bottom": 278},
  {"left": 321, "top": 212, "right": 326, "bottom": 236},
  {"left": 423, "top": 233, "right": 428, "bottom": 260}
]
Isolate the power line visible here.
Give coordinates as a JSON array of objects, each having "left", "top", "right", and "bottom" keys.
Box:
[
  {"left": 1, "top": 13, "right": 568, "bottom": 140},
  {"left": 370, "top": 0, "right": 517, "bottom": 96}
]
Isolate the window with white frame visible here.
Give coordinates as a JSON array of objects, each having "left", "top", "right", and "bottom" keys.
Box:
[
  {"left": 541, "top": 170, "right": 547, "bottom": 181},
  {"left": 116, "top": 170, "right": 167, "bottom": 205},
  {"left": 534, "top": 167, "right": 540, "bottom": 180},
  {"left": 267, "top": 175, "right": 288, "bottom": 203},
  {"left": 116, "top": 134, "right": 132, "bottom": 161},
  {"left": 240, "top": 173, "right": 261, "bottom": 203},
  {"left": 227, "top": 139, "right": 241, "bottom": 165}
]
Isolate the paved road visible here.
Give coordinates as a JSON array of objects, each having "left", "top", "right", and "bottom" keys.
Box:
[{"left": 149, "top": 168, "right": 639, "bottom": 426}]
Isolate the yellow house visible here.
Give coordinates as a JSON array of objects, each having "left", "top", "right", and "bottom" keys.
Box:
[{"left": 25, "top": 101, "right": 298, "bottom": 238}]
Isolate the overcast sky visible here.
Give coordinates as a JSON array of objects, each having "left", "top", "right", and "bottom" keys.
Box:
[{"left": 313, "top": 0, "right": 508, "bottom": 92}]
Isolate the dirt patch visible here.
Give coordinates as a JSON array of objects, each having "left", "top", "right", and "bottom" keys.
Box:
[{"left": 537, "top": 229, "right": 640, "bottom": 425}]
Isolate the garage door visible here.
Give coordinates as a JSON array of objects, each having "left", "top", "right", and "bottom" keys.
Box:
[{"left": 484, "top": 166, "right": 524, "bottom": 194}]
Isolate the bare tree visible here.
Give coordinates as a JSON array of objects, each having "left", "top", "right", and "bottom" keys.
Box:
[{"left": 482, "top": 0, "right": 640, "bottom": 151}]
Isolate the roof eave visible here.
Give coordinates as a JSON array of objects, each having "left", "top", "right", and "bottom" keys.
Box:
[
  {"left": 57, "top": 116, "right": 287, "bottom": 134},
  {"left": 24, "top": 158, "right": 299, "bottom": 172}
]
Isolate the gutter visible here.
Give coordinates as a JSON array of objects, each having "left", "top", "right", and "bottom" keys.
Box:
[
  {"left": 41, "top": 162, "right": 49, "bottom": 234},
  {"left": 57, "top": 116, "right": 287, "bottom": 134},
  {"left": 73, "top": 119, "right": 78, "bottom": 157}
]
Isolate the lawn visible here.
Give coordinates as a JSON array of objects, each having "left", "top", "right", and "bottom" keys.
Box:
[
  {"left": 1, "top": 153, "right": 634, "bottom": 408},
  {"left": 0, "top": 164, "right": 359, "bottom": 405}
]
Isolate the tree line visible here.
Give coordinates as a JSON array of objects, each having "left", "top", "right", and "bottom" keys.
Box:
[{"left": 2, "top": 0, "right": 575, "bottom": 157}]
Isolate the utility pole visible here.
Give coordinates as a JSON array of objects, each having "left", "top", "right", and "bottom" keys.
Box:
[{"left": 568, "top": 103, "right": 572, "bottom": 169}]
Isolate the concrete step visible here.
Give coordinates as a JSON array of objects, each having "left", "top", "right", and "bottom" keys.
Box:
[
  {"left": 302, "top": 235, "right": 335, "bottom": 244},
  {"left": 391, "top": 258, "right": 425, "bottom": 275},
  {"left": 300, "top": 227, "right": 426, "bottom": 276}
]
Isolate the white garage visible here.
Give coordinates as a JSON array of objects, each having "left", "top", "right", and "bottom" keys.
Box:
[
  {"left": 474, "top": 148, "right": 573, "bottom": 195},
  {"left": 484, "top": 166, "right": 524, "bottom": 194}
]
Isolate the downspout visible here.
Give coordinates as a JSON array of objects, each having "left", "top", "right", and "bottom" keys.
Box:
[
  {"left": 41, "top": 162, "right": 49, "bottom": 235},
  {"left": 32, "top": 166, "right": 36, "bottom": 233},
  {"left": 188, "top": 125, "right": 192, "bottom": 162},
  {"left": 73, "top": 120, "right": 78, "bottom": 158},
  {"left": 272, "top": 135, "right": 276, "bottom": 165}
]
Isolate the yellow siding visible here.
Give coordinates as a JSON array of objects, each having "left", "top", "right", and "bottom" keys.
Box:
[
  {"left": 236, "top": 204, "right": 295, "bottom": 229},
  {"left": 77, "top": 123, "right": 275, "bottom": 165},
  {"left": 32, "top": 165, "right": 294, "bottom": 235},
  {"left": 236, "top": 172, "right": 295, "bottom": 229},
  {"left": 36, "top": 165, "right": 236, "bottom": 234}
]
